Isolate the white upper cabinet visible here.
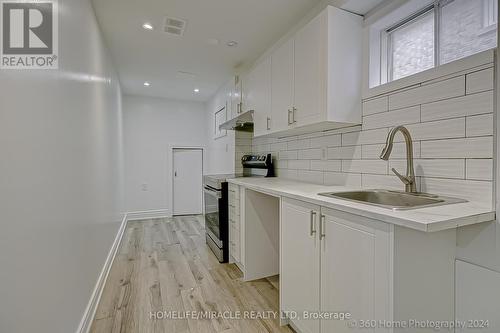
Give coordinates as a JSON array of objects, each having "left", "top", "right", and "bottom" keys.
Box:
[
  {"left": 249, "top": 57, "right": 272, "bottom": 137},
  {"left": 293, "top": 11, "right": 324, "bottom": 127},
  {"left": 230, "top": 75, "right": 243, "bottom": 119},
  {"left": 254, "top": 6, "right": 363, "bottom": 137},
  {"left": 271, "top": 38, "right": 295, "bottom": 132}
]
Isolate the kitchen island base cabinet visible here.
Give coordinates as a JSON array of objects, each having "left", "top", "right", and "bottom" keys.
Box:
[{"left": 280, "top": 198, "right": 457, "bottom": 333}]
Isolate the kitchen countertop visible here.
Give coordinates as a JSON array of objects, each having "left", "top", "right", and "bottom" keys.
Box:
[{"left": 227, "top": 177, "right": 495, "bottom": 232}]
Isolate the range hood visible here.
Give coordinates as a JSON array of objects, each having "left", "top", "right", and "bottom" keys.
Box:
[{"left": 219, "top": 110, "right": 254, "bottom": 132}]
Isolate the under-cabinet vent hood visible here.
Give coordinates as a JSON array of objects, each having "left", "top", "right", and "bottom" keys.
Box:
[{"left": 219, "top": 110, "right": 254, "bottom": 132}]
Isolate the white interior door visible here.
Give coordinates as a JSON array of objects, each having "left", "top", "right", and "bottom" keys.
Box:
[{"left": 173, "top": 148, "right": 203, "bottom": 215}]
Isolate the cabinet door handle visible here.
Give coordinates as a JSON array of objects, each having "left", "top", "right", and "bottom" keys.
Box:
[
  {"left": 292, "top": 107, "right": 297, "bottom": 123},
  {"left": 287, "top": 108, "right": 293, "bottom": 125},
  {"left": 267, "top": 117, "right": 271, "bottom": 130},
  {"left": 320, "top": 214, "right": 326, "bottom": 240},
  {"left": 310, "top": 211, "right": 317, "bottom": 236}
]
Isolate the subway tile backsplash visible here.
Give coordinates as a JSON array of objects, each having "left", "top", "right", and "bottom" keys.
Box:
[{"left": 251, "top": 66, "right": 495, "bottom": 208}]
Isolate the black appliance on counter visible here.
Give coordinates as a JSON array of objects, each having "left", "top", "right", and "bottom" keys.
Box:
[{"left": 203, "top": 154, "right": 274, "bottom": 262}]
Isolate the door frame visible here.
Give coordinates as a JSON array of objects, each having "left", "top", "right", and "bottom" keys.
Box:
[{"left": 170, "top": 145, "right": 205, "bottom": 216}]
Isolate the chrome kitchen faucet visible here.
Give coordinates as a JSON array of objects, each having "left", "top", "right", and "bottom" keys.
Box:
[{"left": 380, "top": 126, "right": 417, "bottom": 193}]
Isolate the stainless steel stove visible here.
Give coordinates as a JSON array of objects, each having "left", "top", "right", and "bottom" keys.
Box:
[{"left": 203, "top": 154, "right": 274, "bottom": 262}]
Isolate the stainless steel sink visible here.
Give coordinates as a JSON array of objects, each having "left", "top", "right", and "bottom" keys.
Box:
[{"left": 318, "top": 190, "right": 467, "bottom": 211}]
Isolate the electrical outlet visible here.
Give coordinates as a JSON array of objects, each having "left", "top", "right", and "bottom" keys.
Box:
[{"left": 141, "top": 183, "right": 148, "bottom": 191}]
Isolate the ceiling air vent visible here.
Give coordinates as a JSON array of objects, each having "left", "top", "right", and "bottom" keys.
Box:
[{"left": 163, "top": 16, "right": 187, "bottom": 36}]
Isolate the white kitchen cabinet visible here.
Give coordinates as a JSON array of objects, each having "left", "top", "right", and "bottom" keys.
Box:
[
  {"left": 271, "top": 38, "right": 295, "bottom": 131},
  {"left": 320, "top": 208, "right": 391, "bottom": 333},
  {"left": 280, "top": 197, "right": 457, "bottom": 333},
  {"left": 293, "top": 11, "right": 323, "bottom": 127},
  {"left": 228, "top": 183, "right": 242, "bottom": 265},
  {"left": 230, "top": 75, "right": 243, "bottom": 119},
  {"left": 281, "top": 198, "right": 390, "bottom": 333},
  {"left": 249, "top": 58, "right": 272, "bottom": 137},
  {"left": 253, "top": 6, "right": 363, "bottom": 137},
  {"left": 281, "top": 198, "right": 321, "bottom": 333}
]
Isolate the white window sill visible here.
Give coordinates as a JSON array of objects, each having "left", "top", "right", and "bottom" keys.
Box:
[
  {"left": 478, "top": 24, "right": 497, "bottom": 37},
  {"left": 363, "top": 49, "right": 495, "bottom": 100}
]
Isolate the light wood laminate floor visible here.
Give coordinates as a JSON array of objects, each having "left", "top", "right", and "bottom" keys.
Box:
[{"left": 90, "top": 216, "right": 294, "bottom": 333}]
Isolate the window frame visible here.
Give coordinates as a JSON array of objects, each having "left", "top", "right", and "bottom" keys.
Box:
[{"left": 379, "top": 0, "right": 497, "bottom": 85}]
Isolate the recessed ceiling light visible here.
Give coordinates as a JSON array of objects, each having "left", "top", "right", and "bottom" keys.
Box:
[
  {"left": 194, "top": 88, "right": 200, "bottom": 93},
  {"left": 226, "top": 41, "right": 238, "bottom": 47},
  {"left": 144, "top": 82, "right": 151, "bottom": 87},
  {"left": 142, "top": 23, "right": 154, "bottom": 30}
]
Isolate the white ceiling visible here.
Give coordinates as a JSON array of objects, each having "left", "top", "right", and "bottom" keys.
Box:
[{"left": 92, "top": 0, "right": 386, "bottom": 102}]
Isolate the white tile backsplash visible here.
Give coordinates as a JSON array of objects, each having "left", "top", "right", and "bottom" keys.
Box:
[
  {"left": 362, "top": 106, "right": 420, "bottom": 130},
  {"left": 466, "top": 114, "right": 494, "bottom": 137},
  {"left": 466, "top": 68, "right": 494, "bottom": 94},
  {"left": 342, "top": 160, "right": 388, "bottom": 174},
  {"left": 388, "top": 76, "right": 465, "bottom": 110},
  {"left": 252, "top": 64, "right": 494, "bottom": 208},
  {"left": 310, "top": 160, "right": 342, "bottom": 172},
  {"left": 403, "top": 117, "right": 465, "bottom": 141},
  {"left": 421, "top": 137, "right": 493, "bottom": 158},
  {"left": 421, "top": 91, "right": 493, "bottom": 121},
  {"left": 328, "top": 146, "right": 362, "bottom": 159},
  {"left": 420, "top": 178, "right": 492, "bottom": 206},
  {"left": 324, "top": 172, "right": 362, "bottom": 187},
  {"left": 298, "top": 148, "right": 322, "bottom": 160},
  {"left": 466, "top": 159, "right": 493, "bottom": 181},
  {"left": 287, "top": 139, "right": 311, "bottom": 150},
  {"left": 362, "top": 174, "right": 412, "bottom": 191},
  {"left": 310, "top": 134, "right": 341, "bottom": 148},
  {"left": 342, "top": 128, "right": 388, "bottom": 146},
  {"left": 297, "top": 170, "right": 324, "bottom": 184},
  {"left": 363, "top": 96, "right": 388, "bottom": 116},
  {"left": 362, "top": 142, "right": 421, "bottom": 159},
  {"left": 390, "top": 159, "right": 466, "bottom": 179},
  {"left": 288, "top": 159, "right": 310, "bottom": 170}
]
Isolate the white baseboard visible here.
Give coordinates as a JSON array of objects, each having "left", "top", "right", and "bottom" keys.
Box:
[
  {"left": 126, "top": 209, "right": 171, "bottom": 221},
  {"left": 76, "top": 213, "right": 128, "bottom": 333},
  {"left": 76, "top": 209, "right": 172, "bottom": 333},
  {"left": 76, "top": 208, "right": 172, "bottom": 333}
]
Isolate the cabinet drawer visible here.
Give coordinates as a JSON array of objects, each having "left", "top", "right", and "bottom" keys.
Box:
[
  {"left": 229, "top": 215, "right": 240, "bottom": 230},
  {"left": 229, "top": 205, "right": 240, "bottom": 219},
  {"left": 230, "top": 226, "right": 241, "bottom": 261},
  {"left": 230, "top": 225, "right": 240, "bottom": 245},
  {"left": 229, "top": 184, "right": 240, "bottom": 199}
]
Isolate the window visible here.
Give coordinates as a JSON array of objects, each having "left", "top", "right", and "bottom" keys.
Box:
[
  {"left": 388, "top": 7, "right": 435, "bottom": 81},
  {"left": 377, "top": 0, "right": 497, "bottom": 85}
]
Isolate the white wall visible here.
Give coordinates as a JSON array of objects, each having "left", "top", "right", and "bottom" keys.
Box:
[
  {"left": 0, "top": 0, "right": 124, "bottom": 332},
  {"left": 123, "top": 95, "right": 206, "bottom": 214}
]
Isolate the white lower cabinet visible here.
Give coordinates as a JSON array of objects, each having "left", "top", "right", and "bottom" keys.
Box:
[
  {"left": 281, "top": 198, "right": 321, "bottom": 333},
  {"left": 229, "top": 184, "right": 243, "bottom": 266},
  {"left": 320, "top": 208, "right": 391, "bottom": 333},
  {"left": 281, "top": 198, "right": 391, "bottom": 333}
]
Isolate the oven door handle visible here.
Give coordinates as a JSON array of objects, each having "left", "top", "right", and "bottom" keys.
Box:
[{"left": 204, "top": 186, "right": 222, "bottom": 199}]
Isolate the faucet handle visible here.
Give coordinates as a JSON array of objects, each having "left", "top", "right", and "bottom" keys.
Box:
[{"left": 391, "top": 168, "right": 413, "bottom": 185}]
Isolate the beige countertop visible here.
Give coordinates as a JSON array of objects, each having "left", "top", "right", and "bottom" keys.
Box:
[{"left": 227, "top": 177, "right": 495, "bottom": 232}]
